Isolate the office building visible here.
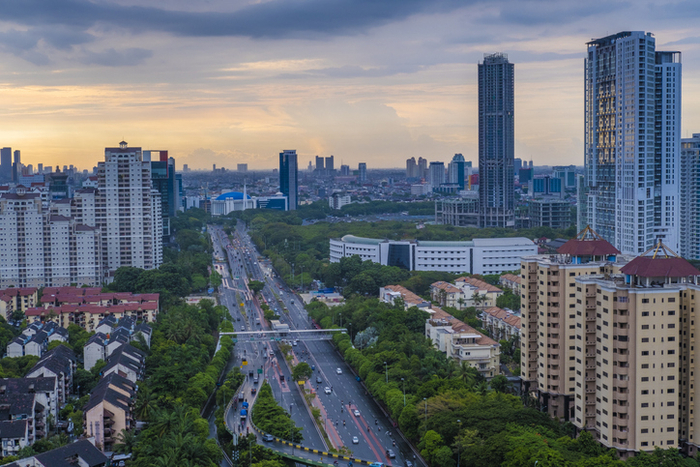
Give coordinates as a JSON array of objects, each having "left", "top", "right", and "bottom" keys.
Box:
[
  {"left": 340, "top": 164, "right": 350, "bottom": 176},
  {"left": 237, "top": 163, "right": 248, "bottom": 172},
  {"left": 583, "top": 31, "right": 681, "bottom": 255},
  {"left": 358, "top": 162, "right": 367, "bottom": 183},
  {"left": 448, "top": 154, "right": 466, "bottom": 190},
  {"left": 0, "top": 148, "right": 11, "bottom": 183},
  {"left": 329, "top": 192, "right": 351, "bottom": 210},
  {"left": 279, "top": 149, "right": 298, "bottom": 210},
  {"left": 406, "top": 157, "right": 418, "bottom": 178},
  {"left": 96, "top": 141, "right": 162, "bottom": 275},
  {"left": 315, "top": 156, "right": 324, "bottom": 171},
  {"left": 11, "top": 150, "right": 20, "bottom": 184},
  {"left": 514, "top": 158, "right": 522, "bottom": 175},
  {"left": 330, "top": 235, "right": 536, "bottom": 275},
  {"left": 680, "top": 134, "right": 700, "bottom": 260},
  {"left": 428, "top": 161, "right": 445, "bottom": 188},
  {"left": 553, "top": 165, "right": 577, "bottom": 189},
  {"left": 145, "top": 151, "right": 178, "bottom": 243},
  {"left": 325, "top": 155, "right": 334, "bottom": 173},
  {"left": 478, "top": 53, "right": 515, "bottom": 228}
]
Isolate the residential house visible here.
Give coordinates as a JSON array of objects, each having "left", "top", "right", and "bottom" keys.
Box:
[
  {"left": 481, "top": 306, "right": 521, "bottom": 342},
  {"left": 378, "top": 285, "right": 431, "bottom": 310},
  {"left": 25, "top": 346, "right": 76, "bottom": 405},
  {"left": 499, "top": 273, "right": 521, "bottom": 293},
  {"left": 83, "top": 374, "right": 136, "bottom": 453},
  {"left": 7, "top": 438, "right": 108, "bottom": 467}
]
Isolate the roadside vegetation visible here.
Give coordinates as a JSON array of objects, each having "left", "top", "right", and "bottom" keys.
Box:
[{"left": 307, "top": 297, "right": 698, "bottom": 467}]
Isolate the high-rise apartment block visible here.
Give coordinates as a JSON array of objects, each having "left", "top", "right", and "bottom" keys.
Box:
[
  {"left": 582, "top": 31, "right": 681, "bottom": 255},
  {"left": 521, "top": 226, "right": 700, "bottom": 456},
  {"left": 97, "top": 142, "right": 162, "bottom": 274},
  {"left": 448, "top": 154, "right": 466, "bottom": 190},
  {"left": 279, "top": 150, "right": 298, "bottom": 210},
  {"left": 418, "top": 157, "right": 428, "bottom": 179},
  {"left": 680, "top": 134, "right": 700, "bottom": 260},
  {"left": 237, "top": 163, "right": 248, "bottom": 172},
  {"left": 428, "top": 162, "right": 445, "bottom": 188},
  {"left": 406, "top": 157, "right": 418, "bottom": 178},
  {"left": 0, "top": 189, "right": 102, "bottom": 288},
  {"left": 478, "top": 53, "right": 515, "bottom": 228}
]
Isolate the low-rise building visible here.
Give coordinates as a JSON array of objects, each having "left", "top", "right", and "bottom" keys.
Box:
[
  {"left": 0, "top": 288, "right": 38, "bottom": 322},
  {"left": 8, "top": 438, "right": 108, "bottom": 467},
  {"left": 6, "top": 322, "right": 67, "bottom": 358},
  {"left": 453, "top": 277, "right": 503, "bottom": 308},
  {"left": 83, "top": 374, "right": 136, "bottom": 453},
  {"left": 26, "top": 346, "right": 76, "bottom": 405},
  {"left": 481, "top": 306, "right": 521, "bottom": 342},
  {"left": 425, "top": 307, "right": 500, "bottom": 378},
  {"left": 379, "top": 285, "right": 431, "bottom": 310},
  {"left": 499, "top": 273, "right": 521, "bottom": 293}
]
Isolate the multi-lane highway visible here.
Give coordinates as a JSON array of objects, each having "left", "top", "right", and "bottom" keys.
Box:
[{"left": 211, "top": 223, "right": 419, "bottom": 467}]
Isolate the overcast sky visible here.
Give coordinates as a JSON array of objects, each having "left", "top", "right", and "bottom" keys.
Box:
[{"left": 2, "top": 0, "right": 700, "bottom": 170}]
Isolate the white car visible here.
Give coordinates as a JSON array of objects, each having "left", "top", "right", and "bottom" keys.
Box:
[
  {"left": 324, "top": 387, "right": 332, "bottom": 394},
  {"left": 336, "top": 368, "right": 342, "bottom": 374},
  {"left": 352, "top": 436, "right": 359, "bottom": 444},
  {"left": 353, "top": 409, "right": 360, "bottom": 417}
]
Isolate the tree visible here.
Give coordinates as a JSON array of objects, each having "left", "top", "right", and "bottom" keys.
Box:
[
  {"left": 248, "top": 280, "right": 265, "bottom": 295},
  {"left": 490, "top": 375, "right": 511, "bottom": 393},
  {"left": 111, "top": 266, "right": 144, "bottom": 292},
  {"left": 291, "top": 362, "right": 312, "bottom": 382}
]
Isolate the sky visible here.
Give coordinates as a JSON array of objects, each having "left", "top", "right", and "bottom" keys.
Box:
[{"left": 2, "top": 0, "right": 700, "bottom": 171}]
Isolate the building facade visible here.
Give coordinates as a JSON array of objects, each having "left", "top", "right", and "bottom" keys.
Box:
[
  {"left": 478, "top": 53, "right": 515, "bottom": 228},
  {"left": 529, "top": 198, "right": 572, "bottom": 229},
  {"left": 279, "top": 150, "right": 298, "bottom": 210},
  {"left": 680, "top": 134, "right": 700, "bottom": 260},
  {"left": 96, "top": 142, "right": 162, "bottom": 275},
  {"left": 434, "top": 196, "right": 479, "bottom": 228},
  {"left": 358, "top": 163, "right": 367, "bottom": 183},
  {"left": 582, "top": 31, "right": 681, "bottom": 255},
  {"left": 330, "top": 235, "right": 536, "bottom": 275}
]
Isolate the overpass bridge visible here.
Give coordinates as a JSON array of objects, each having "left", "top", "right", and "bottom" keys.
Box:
[{"left": 220, "top": 328, "right": 348, "bottom": 344}]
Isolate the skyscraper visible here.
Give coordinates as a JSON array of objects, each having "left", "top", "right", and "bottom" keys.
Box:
[
  {"left": 428, "top": 161, "right": 445, "bottom": 188},
  {"left": 0, "top": 148, "right": 11, "bottom": 183},
  {"left": 406, "top": 157, "right": 417, "bottom": 178},
  {"left": 325, "top": 155, "right": 334, "bottom": 173},
  {"left": 97, "top": 141, "right": 163, "bottom": 273},
  {"left": 358, "top": 162, "right": 367, "bottom": 183},
  {"left": 279, "top": 150, "right": 298, "bottom": 210},
  {"left": 315, "top": 156, "right": 324, "bottom": 171},
  {"left": 680, "top": 134, "right": 700, "bottom": 260},
  {"left": 582, "top": 31, "right": 681, "bottom": 255},
  {"left": 12, "top": 150, "right": 20, "bottom": 183},
  {"left": 478, "top": 53, "right": 515, "bottom": 228},
  {"left": 417, "top": 157, "right": 428, "bottom": 179},
  {"left": 448, "top": 154, "right": 466, "bottom": 190}
]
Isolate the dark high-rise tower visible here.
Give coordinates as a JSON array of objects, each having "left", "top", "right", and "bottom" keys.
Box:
[
  {"left": 279, "top": 150, "right": 298, "bottom": 210},
  {"left": 12, "top": 150, "right": 20, "bottom": 183},
  {"left": 0, "top": 148, "right": 11, "bottom": 183},
  {"left": 478, "top": 53, "right": 515, "bottom": 228}
]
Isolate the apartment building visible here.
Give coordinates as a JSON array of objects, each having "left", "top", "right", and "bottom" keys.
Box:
[
  {"left": 0, "top": 191, "right": 102, "bottom": 289},
  {"left": 521, "top": 225, "right": 700, "bottom": 456},
  {"left": 425, "top": 307, "right": 500, "bottom": 378},
  {"left": 521, "top": 226, "right": 624, "bottom": 421},
  {"left": 83, "top": 373, "right": 136, "bottom": 453},
  {"left": 0, "top": 287, "right": 37, "bottom": 321},
  {"left": 96, "top": 141, "right": 162, "bottom": 276}
]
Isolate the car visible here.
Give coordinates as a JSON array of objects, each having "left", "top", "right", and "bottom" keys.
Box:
[
  {"left": 316, "top": 376, "right": 323, "bottom": 384},
  {"left": 324, "top": 387, "right": 332, "bottom": 394},
  {"left": 251, "top": 387, "right": 257, "bottom": 394},
  {"left": 253, "top": 377, "right": 259, "bottom": 384},
  {"left": 336, "top": 368, "right": 342, "bottom": 374},
  {"left": 353, "top": 409, "right": 360, "bottom": 417},
  {"left": 262, "top": 434, "right": 274, "bottom": 442},
  {"left": 293, "top": 340, "right": 298, "bottom": 346},
  {"left": 387, "top": 449, "right": 396, "bottom": 459},
  {"left": 352, "top": 436, "right": 359, "bottom": 444},
  {"left": 405, "top": 461, "right": 414, "bottom": 467},
  {"left": 369, "top": 463, "right": 384, "bottom": 467}
]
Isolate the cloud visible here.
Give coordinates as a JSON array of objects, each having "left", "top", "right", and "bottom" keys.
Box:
[
  {"left": 78, "top": 48, "right": 153, "bottom": 66},
  {"left": 0, "top": 0, "right": 470, "bottom": 41}
]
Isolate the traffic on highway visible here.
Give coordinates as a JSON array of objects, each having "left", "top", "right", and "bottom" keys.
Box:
[{"left": 211, "top": 222, "right": 420, "bottom": 467}]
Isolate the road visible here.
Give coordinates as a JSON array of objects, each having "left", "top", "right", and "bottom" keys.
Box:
[{"left": 212, "top": 223, "right": 419, "bottom": 467}]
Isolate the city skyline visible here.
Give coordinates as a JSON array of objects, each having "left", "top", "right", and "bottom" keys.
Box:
[{"left": 2, "top": 1, "right": 700, "bottom": 170}]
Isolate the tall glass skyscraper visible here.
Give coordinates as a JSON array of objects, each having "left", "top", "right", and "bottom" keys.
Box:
[
  {"left": 478, "top": 53, "right": 515, "bottom": 228},
  {"left": 583, "top": 31, "right": 680, "bottom": 255},
  {"left": 279, "top": 149, "right": 298, "bottom": 210}
]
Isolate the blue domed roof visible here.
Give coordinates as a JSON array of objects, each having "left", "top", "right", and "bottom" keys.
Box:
[
  {"left": 452, "top": 153, "right": 465, "bottom": 162},
  {"left": 216, "top": 192, "right": 251, "bottom": 200}
]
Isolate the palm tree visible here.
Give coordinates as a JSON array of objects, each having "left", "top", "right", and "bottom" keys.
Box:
[
  {"left": 113, "top": 428, "right": 137, "bottom": 454},
  {"left": 135, "top": 387, "right": 156, "bottom": 421}
]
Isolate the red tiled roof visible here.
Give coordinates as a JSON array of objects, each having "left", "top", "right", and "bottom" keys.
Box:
[
  {"left": 431, "top": 307, "right": 498, "bottom": 346},
  {"left": 557, "top": 239, "right": 620, "bottom": 257},
  {"left": 620, "top": 256, "right": 700, "bottom": 278},
  {"left": 500, "top": 273, "right": 521, "bottom": 285},
  {"left": 455, "top": 277, "right": 502, "bottom": 293},
  {"left": 430, "top": 281, "right": 462, "bottom": 294}
]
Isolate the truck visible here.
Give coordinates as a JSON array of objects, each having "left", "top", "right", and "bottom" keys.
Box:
[{"left": 240, "top": 409, "right": 248, "bottom": 420}]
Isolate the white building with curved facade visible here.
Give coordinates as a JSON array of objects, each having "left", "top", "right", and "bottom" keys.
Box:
[{"left": 330, "top": 235, "right": 536, "bottom": 275}]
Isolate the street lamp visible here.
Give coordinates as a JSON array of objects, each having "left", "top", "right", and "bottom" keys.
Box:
[
  {"left": 401, "top": 378, "right": 406, "bottom": 407},
  {"left": 290, "top": 403, "right": 294, "bottom": 455},
  {"left": 457, "top": 419, "right": 462, "bottom": 467},
  {"left": 384, "top": 362, "right": 388, "bottom": 384}
]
